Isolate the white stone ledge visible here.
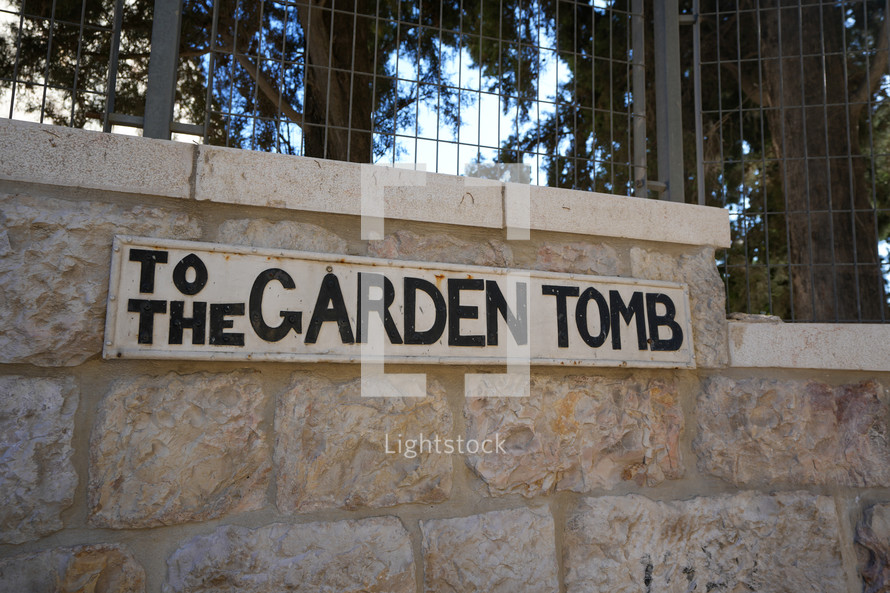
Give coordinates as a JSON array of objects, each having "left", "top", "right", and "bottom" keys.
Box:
[
  {"left": 1, "top": 119, "right": 731, "bottom": 247},
  {"left": 729, "top": 321, "right": 890, "bottom": 371},
  {"left": 527, "top": 184, "right": 731, "bottom": 248},
  {"left": 194, "top": 144, "right": 503, "bottom": 228},
  {"left": 0, "top": 118, "right": 193, "bottom": 199}
]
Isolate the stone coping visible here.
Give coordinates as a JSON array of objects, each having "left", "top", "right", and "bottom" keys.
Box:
[
  {"left": 729, "top": 320, "right": 890, "bottom": 371},
  {"left": 0, "top": 118, "right": 731, "bottom": 248}
]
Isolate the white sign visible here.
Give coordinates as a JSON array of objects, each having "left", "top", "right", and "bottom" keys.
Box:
[{"left": 103, "top": 236, "right": 695, "bottom": 368}]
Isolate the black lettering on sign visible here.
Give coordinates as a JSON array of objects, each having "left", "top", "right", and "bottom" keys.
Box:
[
  {"left": 575, "top": 287, "right": 609, "bottom": 348},
  {"left": 542, "top": 285, "right": 579, "bottom": 348},
  {"left": 172, "top": 254, "right": 208, "bottom": 296},
  {"left": 485, "top": 280, "right": 528, "bottom": 346},
  {"left": 646, "top": 293, "right": 684, "bottom": 351},
  {"left": 209, "top": 303, "right": 245, "bottom": 346},
  {"left": 249, "top": 268, "right": 302, "bottom": 342},
  {"left": 305, "top": 273, "right": 355, "bottom": 344},
  {"left": 127, "top": 298, "right": 167, "bottom": 344},
  {"left": 356, "top": 273, "right": 403, "bottom": 344},
  {"left": 448, "top": 278, "right": 485, "bottom": 347},
  {"left": 403, "top": 277, "right": 446, "bottom": 345},
  {"left": 169, "top": 301, "right": 207, "bottom": 345},
  {"left": 610, "top": 290, "right": 648, "bottom": 350},
  {"left": 128, "top": 249, "right": 168, "bottom": 293}
]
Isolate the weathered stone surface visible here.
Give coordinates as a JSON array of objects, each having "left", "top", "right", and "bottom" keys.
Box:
[
  {"left": 0, "top": 193, "right": 201, "bottom": 366},
  {"left": 0, "top": 376, "right": 77, "bottom": 544},
  {"left": 217, "top": 219, "right": 348, "bottom": 253},
  {"left": 0, "top": 544, "right": 145, "bottom": 593},
  {"left": 421, "top": 507, "right": 558, "bottom": 593},
  {"left": 465, "top": 375, "right": 682, "bottom": 496},
  {"left": 857, "top": 503, "right": 890, "bottom": 593},
  {"left": 275, "top": 374, "right": 452, "bottom": 512},
  {"left": 534, "top": 242, "right": 625, "bottom": 276},
  {"left": 89, "top": 372, "right": 270, "bottom": 528},
  {"left": 1, "top": 118, "right": 193, "bottom": 199},
  {"left": 195, "top": 145, "right": 503, "bottom": 228},
  {"left": 368, "top": 229, "right": 513, "bottom": 266},
  {"left": 630, "top": 247, "right": 727, "bottom": 368},
  {"left": 164, "top": 517, "right": 415, "bottom": 593},
  {"left": 564, "top": 492, "right": 847, "bottom": 593},
  {"left": 727, "top": 312, "right": 782, "bottom": 323},
  {"left": 695, "top": 377, "right": 890, "bottom": 487}
]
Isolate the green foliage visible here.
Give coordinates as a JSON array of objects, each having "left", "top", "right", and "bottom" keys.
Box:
[
  {"left": 1, "top": 0, "right": 152, "bottom": 126},
  {"left": 2, "top": 0, "right": 888, "bottom": 317}
]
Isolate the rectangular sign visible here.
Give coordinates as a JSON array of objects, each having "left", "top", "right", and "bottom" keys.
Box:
[{"left": 103, "top": 236, "right": 695, "bottom": 368}]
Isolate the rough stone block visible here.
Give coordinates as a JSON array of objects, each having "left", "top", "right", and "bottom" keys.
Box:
[
  {"left": 164, "top": 517, "right": 415, "bottom": 593},
  {"left": 368, "top": 229, "right": 513, "bottom": 267},
  {"left": 217, "top": 219, "right": 348, "bottom": 254},
  {"left": 0, "top": 193, "right": 201, "bottom": 366},
  {"left": 857, "top": 503, "right": 890, "bottom": 593},
  {"left": 630, "top": 247, "right": 727, "bottom": 368},
  {"left": 89, "top": 372, "right": 270, "bottom": 528},
  {"left": 465, "top": 375, "right": 683, "bottom": 497},
  {"left": 564, "top": 492, "right": 847, "bottom": 592},
  {"left": 0, "top": 544, "right": 145, "bottom": 593},
  {"left": 695, "top": 377, "right": 890, "bottom": 487},
  {"left": 0, "top": 376, "right": 78, "bottom": 544},
  {"left": 534, "top": 242, "right": 625, "bottom": 276},
  {"left": 421, "top": 507, "right": 558, "bottom": 593},
  {"left": 275, "top": 374, "right": 452, "bottom": 512}
]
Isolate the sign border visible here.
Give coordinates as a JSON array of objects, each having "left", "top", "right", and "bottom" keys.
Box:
[{"left": 103, "top": 235, "right": 696, "bottom": 369}]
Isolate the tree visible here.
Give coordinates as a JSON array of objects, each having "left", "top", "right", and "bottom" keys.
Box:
[
  {"left": 689, "top": 0, "right": 890, "bottom": 321},
  {"left": 0, "top": 0, "right": 153, "bottom": 128},
  {"left": 3, "top": 0, "right": 887, "bottom": 320}
]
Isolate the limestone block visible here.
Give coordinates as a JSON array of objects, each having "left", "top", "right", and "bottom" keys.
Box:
[
  {"left": 164, "top": 517, "right": 415, "bottom": 593},
  {"left": 527, "top": 184, "right": 731, "bottom": 248},
  {"left": 630, "top": 247, "right": 727, "bottom": 368},
  {"left": 564, "top": 492, "right": 846, "bottom": 592},
  {"left": 368, "top": 229, "right": 513, "bottom": 267},
  {"left": 857, "top": 503, "right": 890, "bottom": 593},
  {"left": 465, "top": 375, "right": 683, "bottom": 496},
  {"left": 421, "top": 506, "right": 558, "bottom": 593},
  {"left": 275, "top": 374, "right": 452, "bottom": 512},
  {"left": 0, "top": 193, "right": 201, "bottom": 366},
  {"left": 534, "top": 242, "right": 625, "bottom": 276},
  {"left": 0, "top": 544, "right": 145, "bottom": 593},
  {"left": 89, "top": 372, "right": 270, "bottom": 528},
  {"left": 695, "top": 377, "right": 890, "bottom": 487},
  {"left": 0, "top": 119, "right": 193, "bottom": 199},
  {"left": 195, "top": 145, "right": 503, "bottom": 228},
  {"left": 217, "top": 219, "right": 348, "bottom": 254},
  {"left": 0, "top": 376, "right": 78, "bottom": 544}
]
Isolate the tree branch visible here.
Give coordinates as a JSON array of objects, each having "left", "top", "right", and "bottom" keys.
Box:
[
  {"left": 217, "top": 30, "right": 304, "bottom": 126},
  {"left": 720, "top": 60, "right": 764, "bottom": 108},
  {"left": 852, "top": 9, "right": 889, "bottom": 106}
]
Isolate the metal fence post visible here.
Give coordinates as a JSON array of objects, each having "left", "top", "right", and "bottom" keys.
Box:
[
  {"left": 653, "top": 0, "right": 685, "bottom": 203},
  {"left": 143, "top": 0, "right": 183, "bottom": 139},
  {"left": 632, "top": 0, "right": 647, "bottom": 197}
]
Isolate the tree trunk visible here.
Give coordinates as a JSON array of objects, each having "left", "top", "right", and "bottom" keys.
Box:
[
  {"left": 758, "top": 2, "right": 884, "bottom": 321},
  {"left": 297, "top": 0, "right": 374, "bottom": 162}
]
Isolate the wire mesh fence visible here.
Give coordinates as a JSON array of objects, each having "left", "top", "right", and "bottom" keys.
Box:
[
  {"left": 0, "top": 0, "right": 154, "bottom": 132},
  {"left": 1, "top": 0, "right": 889, "bottom": 322},
  {"left": 686, "top": 0, "right": 890, "bottom": 322},
  {"left": 185, "top": 0, "right": 647, "bottom": 194}
]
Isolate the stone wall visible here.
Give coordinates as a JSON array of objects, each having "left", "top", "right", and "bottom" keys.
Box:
[{"left": 2, "top": 119, "right": 890, "bottom": 592}]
